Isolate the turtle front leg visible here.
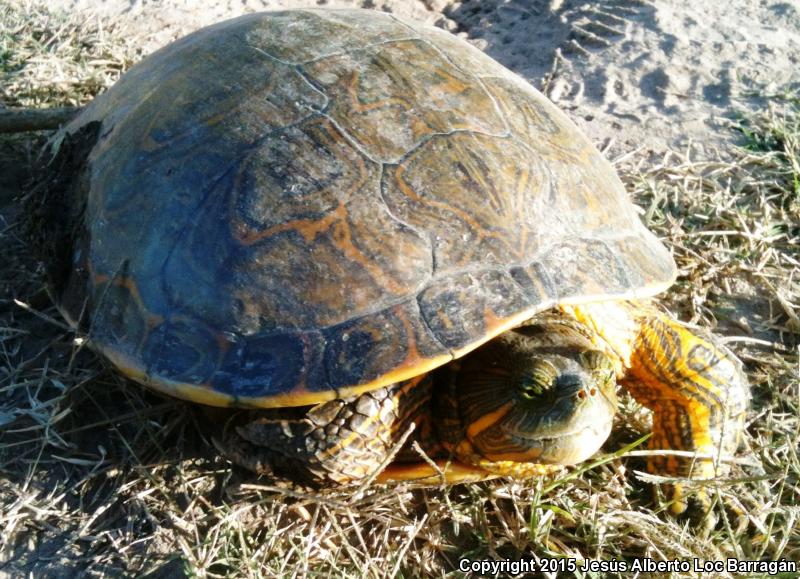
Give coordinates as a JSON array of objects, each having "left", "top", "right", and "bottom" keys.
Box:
[
  {"left": 564, "top": 303, "right": 750, "bottom": 515},
  {"left": 221, "top": 377, "right": 429, "bottom": 487}
]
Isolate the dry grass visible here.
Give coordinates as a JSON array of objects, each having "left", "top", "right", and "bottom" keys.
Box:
[
  {"left": 0, "top": 0, "right": 138, "bottom": 107},
  {"left": 1, "top": 3, "right": 798, "bottom": 577}
]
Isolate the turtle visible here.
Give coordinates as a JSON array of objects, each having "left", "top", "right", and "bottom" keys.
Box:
[{"left": 29, "top": 9, "right": 749, "bottom": 515}]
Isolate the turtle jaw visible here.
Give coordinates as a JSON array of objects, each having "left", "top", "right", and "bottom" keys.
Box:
[
  {"left": 378, "top": 340, "right": 620, "bottom": 485},
  {"left": 513, "top": 396, "right": 616, "bottom": 465},
  {"left": 444, "top": 341, "right": 620, "bottom": 476},
  {"left": 461, "top": 378, "right": 618, "bottom": 469},
  {"left": 377, "top": 380, "right": 616, "bottom": 486}
]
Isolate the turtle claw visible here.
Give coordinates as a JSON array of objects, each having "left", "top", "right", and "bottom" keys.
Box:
[
  {"left": 660, "top": 480, "right": 749, "bottom": 535},
  {"left": 664, "top": 483, "right": 717, "bottom": 532}
]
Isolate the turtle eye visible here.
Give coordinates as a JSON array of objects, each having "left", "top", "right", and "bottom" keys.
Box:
[
  {"left": 580, "top": 349, "right": 615, "bottom": 381},
  {"left": 519, "top": 359, "right": 559, "bottom": 399}
]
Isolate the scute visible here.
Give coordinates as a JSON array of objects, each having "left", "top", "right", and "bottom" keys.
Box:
[
  {"left": 322, "top": 300, "right": 444, "bottom": 391},
  {"left": 302, "top": 39, "right": 508, "bottom": 162},
  {"left": 241, "top": 9, "right": 416, "bottom": 64},
  {"left": 56, "top": 9, "right": 676, "bottom": 408},
  {"left": 418, "top": 269, "right": 532, "bottom": 350}
]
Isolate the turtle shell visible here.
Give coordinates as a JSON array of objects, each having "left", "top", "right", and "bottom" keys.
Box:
[{"left": 52, "top": 9, "right": 676, "bottom": 408}]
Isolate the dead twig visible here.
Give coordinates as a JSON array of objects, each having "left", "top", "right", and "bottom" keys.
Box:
[{"left": 0, "top": 107, "right": 81, "bottom": 133}]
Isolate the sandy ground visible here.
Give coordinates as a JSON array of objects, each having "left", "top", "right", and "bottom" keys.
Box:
[{"left": 51, "top": 0, "right": 800, "bottom": 160}]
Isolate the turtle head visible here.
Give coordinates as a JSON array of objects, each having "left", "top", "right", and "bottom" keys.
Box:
[{"left": 440, "top": 327, "right": 618, "bottom": 475}]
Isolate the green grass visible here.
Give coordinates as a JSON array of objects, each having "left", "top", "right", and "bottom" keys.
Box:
[
  {"left": 736, "top": 99, "right": 800, "bottom": 199},
  {"left": 1, "top": 2, "right": 798, "bottom": 577}
]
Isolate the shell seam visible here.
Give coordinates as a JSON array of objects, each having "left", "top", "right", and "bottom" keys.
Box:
[
  {"left": 298, "top": 36, "right": 423, "bottom": 65},
  {"left": 376, "top": 163, "right": 437, "bottom": 277},
  {"left": 410, "top": 28, "right": 514, "bottom": 138},
  {"left": 241, "top": 41, "right": 331, "bottom": 112},
  {"left": 223, "top": 233, "right": 654, "bottom": 337},
  {"left": 154, "top": 112, "right": 319, "bottom": 303},
  {"left": 413, "top": 292, "right": 454, "bottom": 357}
]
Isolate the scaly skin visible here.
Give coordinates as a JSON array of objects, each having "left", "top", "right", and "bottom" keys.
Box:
[
  {"left": 223, "top": 375, "right": 432, "bottom": 486},
  {"left": 561, "top": 301, "right": 750, "bottom": 514},
  {"left": 222, "top": 301, "right": 749, "bottom": 518},
  {"left": 222, "top": 316, "right": 619, "bottom": 487}
]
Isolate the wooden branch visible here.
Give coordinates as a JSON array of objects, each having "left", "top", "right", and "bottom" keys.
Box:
[{"left": 0, "top": 106, "right": 82, "bottom": 133}]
